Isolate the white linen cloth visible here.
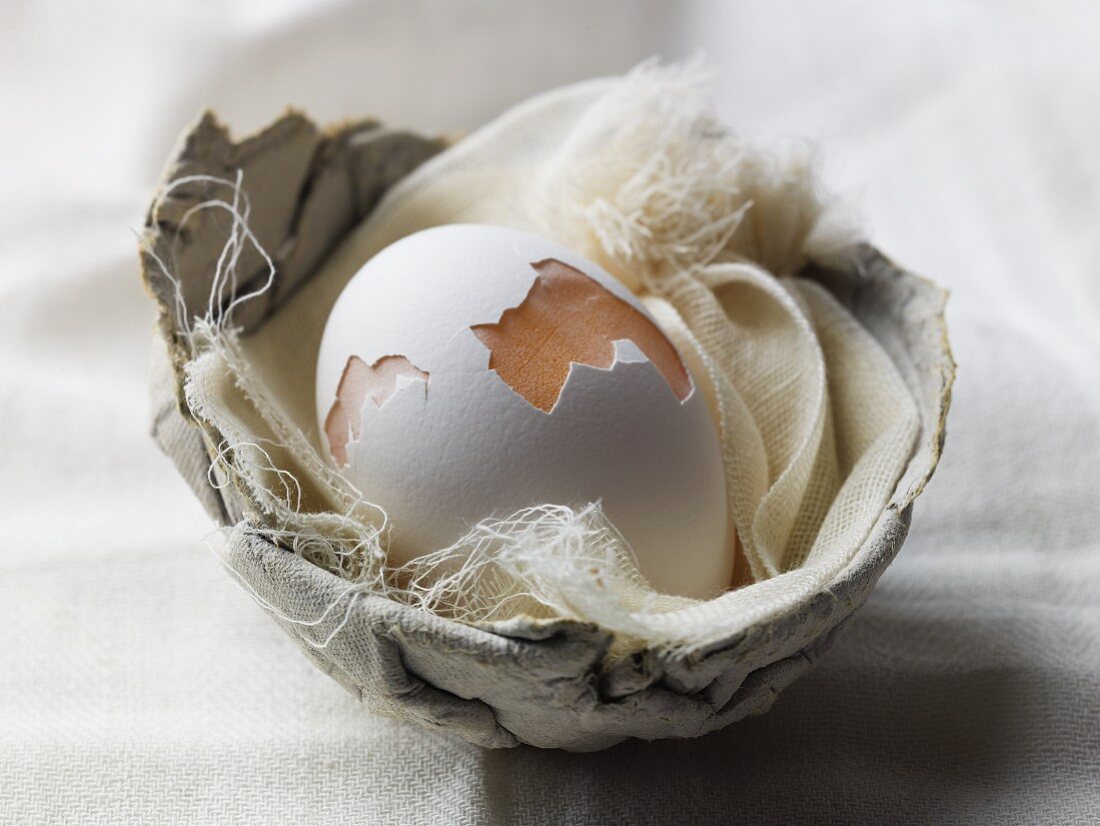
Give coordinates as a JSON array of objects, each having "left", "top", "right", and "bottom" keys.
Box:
[{"left": 1, "top": 1, "right": 1097, "bottom": 823}]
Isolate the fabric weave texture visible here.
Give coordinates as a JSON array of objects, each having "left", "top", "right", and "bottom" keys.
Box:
[{"left": 3, "top": 1, "right": 1099, "bottom": 821}]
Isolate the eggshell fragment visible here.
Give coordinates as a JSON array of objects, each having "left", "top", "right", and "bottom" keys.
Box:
[{"left": 316, "top": 224, "right": 731, "bottom": 598}]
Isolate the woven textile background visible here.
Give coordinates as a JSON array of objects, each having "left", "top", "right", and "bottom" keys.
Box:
[{"left": 1, "top": 2, "right": 1098, "bottom": 823}]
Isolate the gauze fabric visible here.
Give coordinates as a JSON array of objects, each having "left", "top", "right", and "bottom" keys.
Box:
[{"left": 181, "top": 64, "right": 920, "bottom": 649}]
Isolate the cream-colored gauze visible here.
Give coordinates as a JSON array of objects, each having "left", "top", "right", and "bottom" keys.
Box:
[{"left": 177, "top": 62, "right": 920, "bottom": 652}]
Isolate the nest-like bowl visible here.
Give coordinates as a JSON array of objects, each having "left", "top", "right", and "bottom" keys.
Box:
[{"left": 141, "top": 112, "right": 954, "bottom": 751}]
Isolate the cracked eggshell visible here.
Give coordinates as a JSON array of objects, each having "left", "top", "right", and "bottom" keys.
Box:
[{"left": 315, "top": 224, "right": 731, "bottom": 599}]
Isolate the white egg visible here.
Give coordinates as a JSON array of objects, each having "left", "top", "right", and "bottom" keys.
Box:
[{"left": 316, "top": 224, "right": 731, "bottom": 599}]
